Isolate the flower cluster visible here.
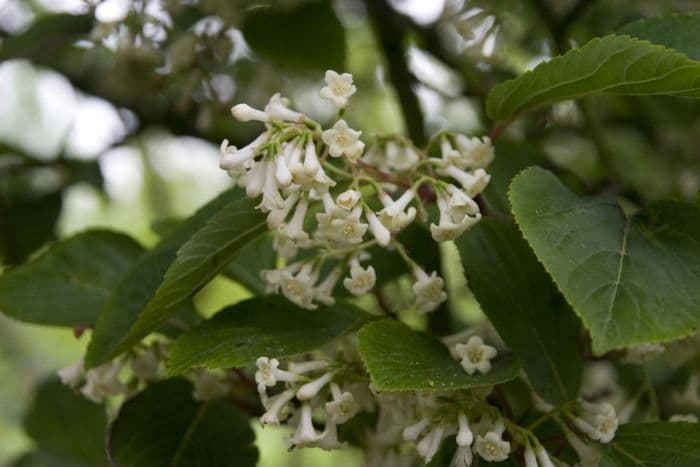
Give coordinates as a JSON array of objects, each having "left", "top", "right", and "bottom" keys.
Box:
[{"left": 219, "top": 70, "right": 493, "bottom": 311}]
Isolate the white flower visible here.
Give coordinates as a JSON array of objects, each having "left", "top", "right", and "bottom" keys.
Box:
[
  {"left": 571, "top": 400, "right": 618, "bottom": 443},
  {"left": 326, "top": 383, "right": 358, "bottom": 424},
  {"left": 58, "top": 357, "right": 84, "bottom": 388},
  {"left": 343, "top": 258, "right": 376, "bottom": 295},
  {"left": 288, "top": 360, "right": 328, "bottom": 375},
  {"left": 365, "top": 208, "right": 391, "bottom": 246},
  {"left": 385, "top": 141, "right": 419, "bottom": 171},
  {"left": 274, "top": 148, "right": 293, "bottom": 187},
  {"left": 313, "top": 267, "right": 342, "bottom": 306},
  {"left": 336, "top": 189, "right": 361, "bottom": 210},
  {"left": 129, "top": 347, "right": 160, "bottom": 381},
  {"left": 441, "top": 166, "right": 490, "bottom": 197},
  {"left": 219, "top": 132, "right": 267, "bottom": 171},
  {"left": 450, "top": 446, "right": 473, "bottom": 467},
  {"left": 564, "top": 429, "right": 601, "bottom": 467},
  {"left": 402, "top": 418, "right": 430, "bottom": 441},
  {"left": 297, "top": 371, "right": 334, "bottom": 400},
  {"left": 256, "top": 160, "right": 285, "bottom": 212},
  {"left": 322, "top": 119, "right": 365, "bottom": 161},
  {"left": 273, "top": 232, "right": 299, "bottom": 259},
  {"left": 316, "top": 419, "right": 346, "bottom": 450},
  {"left": 260, "top": 388, "right": 296, "bottom": 425},
  {"left": 670, "top": 414, "right": 699, "bottom": 422},
  {"left": 330, "top": 206, "right": 368, "bottom": 245},
  {"left": 267, "top": 192, "right": 299, "bottom": 229},
  {"left": 524, "top": 445, "right": 538, "bottom": 467},
  {"left": 455, "top": 336, "right": 498, "bottom": 375},
  {"left": 255, "top": 357, "right": 301, "bottom": 391},
  {"left": 378, "top": 191, "right": 417, "bottom": 232},
  {"left": 416, "top": 425, "right": 447, "bottom": 463},
  {"left": 474, "top": 430, "right": 510, "bottom": 462},
  {"left": 384, "top": 189, "right": 415, "bottom": 217},
  {"left": 535, "top": 446, "right": 555, "bottom": 467},
  {"left": 244, "top": 159, "right": 267, "bottom": 198},
  {"left": 622, "top": 343, "right": 664, "bottom": 364},
  {"left": 289, "top": 404, "right": 319, "bottom": 447},
  {"left": 264, "top": 93, "right": 305, "bottom": 122},
  {"left": 454, "top": 135, "right": 494, "bottom": 169},
  {"left": 319, "top": 70, "right": 356, "bottom": 108},
  {"left": 81, "top": 360, "right": 125, "bottom": 403},
  {"left": 280, "top": 262, "right": 318, "bottom": 309},
  {"left": 289, "top": 141, "right": 322, "bottom": 187},
  {"left": 412, "top": 267, "right": 447, "bottom": 313},
  {"left": 279, "top": 199, "right": 310, "bottom": 244},
  {"left": 231, "top": 103, "right": 269, "bottom": 122},
  {"left": 430, "top": 188, "right": 481, "bottom": 242},
  {"left": 192, "top": 371, "right": 229, "bottom": 401},
  {"left": 456, "top": 413, "right": 473, "bottom": 447}
]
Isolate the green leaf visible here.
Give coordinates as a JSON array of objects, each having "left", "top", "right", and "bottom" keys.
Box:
[
  {"left": 617, "top": 13, "right": 700, "bottom": 60},
  {"left": 456, "top": 219, "right": 583, "bottom": 404},
  {"left": 86, "top": 189, "right": 259, "bottom": 368},
  {"left": 23, "top": 378, "right": 108, "bottom": 467},
  {"left": 600, "top": 422, "right": 700, "bottom": 466},
  {"left": 242, "top": 1, "right": 345, "bottom": 71},
  {"left": 509, "top": 167, "right": 700, "bottom": 355},
  {"left": 168, "top": 297, "right": 371, "bottom": 374},
  {"left": 108, "top": 379, "right": 257, "bottom": 467},
  {"left": 222, "top": 232, "right": 276, "bottom": 295},
  {"left": 0, "top": 230, "right": 143, "bottom": 326},
  {"left": 357, "top": 320, "right": 520, "bottom": 392},
  {"left": 486, "top": 35, "right": 700, "bottom": 122}
]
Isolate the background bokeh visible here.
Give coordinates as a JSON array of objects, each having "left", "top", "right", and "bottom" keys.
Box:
[{"left": 1, "top": 0, "right": 700, "bottom": 465}]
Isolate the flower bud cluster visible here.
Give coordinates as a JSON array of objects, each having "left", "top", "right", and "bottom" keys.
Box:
[{"left": 220, "top": 70, "right": 494, "bottom": 311}]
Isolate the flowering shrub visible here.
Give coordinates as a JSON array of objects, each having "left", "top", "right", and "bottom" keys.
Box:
[{"left": 2, "top": 2, "right": 700, "bottom": 467}]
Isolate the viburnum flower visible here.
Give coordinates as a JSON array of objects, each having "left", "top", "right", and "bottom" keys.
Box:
[
  {"left": 416, "top": 424, "right": 447, "bottom": 463},
  {"left": 329, "top": 207, "right": 367, "bottom": 245},
  {"left": 280, "top": 263, "right": 319, "bottom": 309},
  {"left": 364, "top": 208, "right": 391, "bottom": 246},
  {"left": 454, "top": 135, "right": 494, "bottom": 169},
  {"left": 231, "top": 103, "right": 269, "bottom": 122},
  {"left": 336, "top": 189, "right": 361, "bottom": 210},
  {"left": 316, "top": 419, "right": 346, "bottom": 450},
  {"left": 564, "top": 428, "right": 601, "bottom": 466},
  {"left": 264, "top": 93, "right": 305, "bottom": 122},
  {"left": 260, "top": 388, "right": 296, "bottom": 425},
  {"left": 378, "top": 191, "right": 417, "bottom": 232},
  {"left": 322, "top": 119, "right": 365, "bottom": 161},
  {"left": 402, "top": 418, "right": 431, "bottom": 441},
  {"left": 289, "top": 404, "right": 319, "bottom": 447},
  {"left": 451, "top": 446, "right": 474, "bottom": 467},
  {"left": 343, "top": 258, "right": 376, "bottom": 295},
  {"left": 296, "top": 371, "right": 334, "bottom": 400},
  {"left": 81, "top": 360, "right": 126, "bottom": 403},
  {"left": 474, "top": 422, "right": 510, "bottom": 462},
  {"left": 412, "top": 267, "right": 447, "bottom": 313},
  {"left": 57, "top": 357, "right": 84, "bottom": 388},
  {"left": 456, "top": 413, "right": 473, "bottom": 447},
  {"left": 570, "top": 400, "right": 619, "bottom": 443},
  {"left": 279, "top": 199, "right": 310, "bottom": 245},
  {"left": 439, "top": 165, "right": 490, "bottom": 197},
  {"left": 219, "top": 132, "right": 268, "bottom": 171},
  {"left": 314, "top": 267, "right": 342, "bottom": 306},
  {"left": 192, "top": 371, "right": 229, "bottom": 401},
  {"left": 320, "top": 70, "right": 356, "bottom": 108},
  {"left": 430, "top": 186, "right": 481, "bottom": 242},
  {"left": 129, "top": 346, "right": 160, "bottom": 381},
  {"left": 255, "top": 356, "right": 300, "bottom": 391},
  {"left": 524, "top": 445, "right": 538, "bottom": 467},
  {"left": 455, "top": 336, "right": 498, "bottom": 375},
  {"left": 326, "top": 383, "right": 358, "bottom": 424}
]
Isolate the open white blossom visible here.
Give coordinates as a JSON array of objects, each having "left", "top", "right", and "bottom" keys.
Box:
[
  {"left": 343, "top": 259, "right": 376, "bottom": 295},
  {"left": 279, "top": 263, "right": 318, "bottom": 309},
  {"left": 455, "top": 336, "right": 498, "bottom": 375},
  {"left": 336, "top": 189, "right": 361, "bottom": 210},
  {"left": 320, "top": 70, "right": 356, "bottom": 108},
  {"left": 454, "top": 135, "right": 494, "bottom": 169},
  {"left": 289, "top": 404, "right": 319, "bottom": 447},
  {"left": 322, "top": 119, "right": 365, "bottom": 161},
  {"left": 326, "top": 384, "right": 358, "bottom": 424},
  {"left": 412, "top": 267, "right": 447, "bottom": 313},
  {"left": 475, "top": 430, "right": 510, "bottom": 462},
  {"left": 255, "top": 357, "right": 300, "bottom": 391}
]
